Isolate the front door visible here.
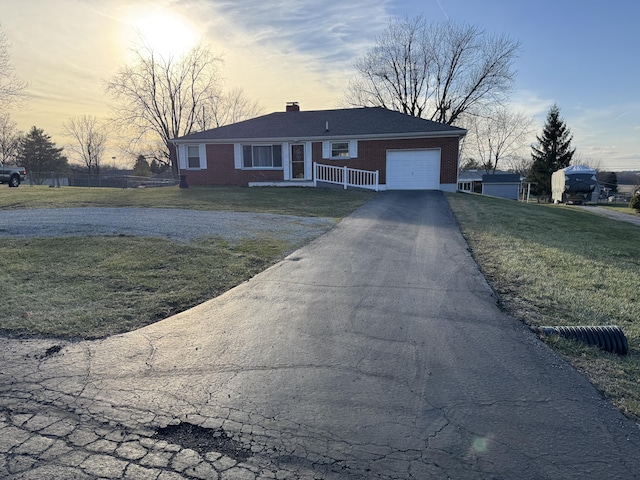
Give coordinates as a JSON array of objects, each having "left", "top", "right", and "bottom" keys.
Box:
[{"left": 291, "top": 144, "right": 305, "bottom": 179}]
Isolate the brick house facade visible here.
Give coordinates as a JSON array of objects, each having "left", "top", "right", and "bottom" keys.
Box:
[{"left": 172, "top": 105, "right": 466, "bottom": 191}]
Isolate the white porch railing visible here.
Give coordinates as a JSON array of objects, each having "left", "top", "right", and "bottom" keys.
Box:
[{"left": 313, "top": 163, "right": 379, "bottom": 191}]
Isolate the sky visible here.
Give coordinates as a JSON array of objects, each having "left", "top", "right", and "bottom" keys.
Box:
[{"left": 1, "top": 0, "right": 639, "bottom": 171}]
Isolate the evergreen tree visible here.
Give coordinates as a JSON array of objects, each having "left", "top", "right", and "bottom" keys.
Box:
[
  {"left": 133, "top": 155, "right": 151, "bottom": 177},
  {"left": 18, "top": 127, "right": 68, "bottom": 184},
  {"left": 527, "top": 104, "right": 575, "bottom": 196},
  {"left": 150, "top": 159, "right": 161, "bottom": 174}
]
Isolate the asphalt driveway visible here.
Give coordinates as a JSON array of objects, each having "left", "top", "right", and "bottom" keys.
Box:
[{"left": 2, "top": 191, "right": 640, "bottom": 479}]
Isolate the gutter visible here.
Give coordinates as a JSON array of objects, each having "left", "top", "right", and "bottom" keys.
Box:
[{"left": 171, "top": 130, "right": 467, "bottom": 145}]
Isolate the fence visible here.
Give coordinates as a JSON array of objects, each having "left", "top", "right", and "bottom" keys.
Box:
[
  {"left": 24, "top": 172, "right": 178, "bottom": 189},
  {"left": 313, "top": 163, "right": 379, "bottom": 191}
]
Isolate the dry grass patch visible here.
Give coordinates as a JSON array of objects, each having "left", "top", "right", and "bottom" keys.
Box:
[
  {"left": 0, "top": 235, "right": 300, "bottom": 339},
  {"left": 0, "top": 186, "right": 376, "bottom": 339}
]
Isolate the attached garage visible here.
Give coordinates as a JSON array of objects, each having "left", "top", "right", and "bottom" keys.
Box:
[{"left": 385, "top": 149, "right": 441, "bottom": 190}]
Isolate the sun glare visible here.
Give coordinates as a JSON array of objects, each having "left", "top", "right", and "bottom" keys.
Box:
[{"left": 125, "top": 7, "right": 199, "bottom": 58}]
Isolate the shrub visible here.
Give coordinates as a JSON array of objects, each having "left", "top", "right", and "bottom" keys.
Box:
[{"left": 630, "top": 193, "right": 640, "bottom": 212}]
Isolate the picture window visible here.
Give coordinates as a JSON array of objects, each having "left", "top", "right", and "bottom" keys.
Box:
[{"left": 242, "top": 145, "right": 283, "bottom": 169}]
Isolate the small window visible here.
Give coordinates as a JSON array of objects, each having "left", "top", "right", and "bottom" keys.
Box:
[
  {"left": 187, "top": 146, "right": 200, "bottom": 168},
  {"left": 242, "top": 145, "right": 282, "bottom": 169},
  {"left": 323, "top": 140, "right": 357, "bottom": 159},
  {"left": 331, "top": 142, "right": 349, "bottom": 158}
]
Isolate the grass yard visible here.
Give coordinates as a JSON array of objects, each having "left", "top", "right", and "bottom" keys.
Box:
[
  {"left": 0, "top": 235, "right": 292, "bottom": 338},
  {"left": 0, "top": 186, "right": 375, "bottom": 338},
  {"left": 446, "top": 192, "right": 640, "bottom": 422},
  {"left": 0, "top": 185, "right": 376, "bottom": 218}
]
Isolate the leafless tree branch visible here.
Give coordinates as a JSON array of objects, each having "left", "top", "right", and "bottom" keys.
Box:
[
  {"left": 0, "top": 113, "right": 22, "bottom": 165},
  {"left": 464, "top": 106, "right": 534, "bottom": 172},
  {"left": 345, "top": 16, "right": 521, "bottom": 126},
  {"left": 106, "top": 42, "right": 223, "bottom": 177},
  {"left": 0, "top": 25, "right": 28, "bottom": 111},
  {"left": 63, "top": 115, "right": 110, "bottom": 174}
]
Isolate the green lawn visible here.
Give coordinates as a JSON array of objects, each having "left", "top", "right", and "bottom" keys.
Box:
[
  {"left": 1, "top": 235, "right": 293, "bottom": 338},
  {"left": 0, "top": 185, "right": 376, "bottom": 218},
  {"left": 446, "top": 192, "right": 640, "bottom": 422},
  {"left": 0, "top": 186, "right": 375, "bottom": 338}
]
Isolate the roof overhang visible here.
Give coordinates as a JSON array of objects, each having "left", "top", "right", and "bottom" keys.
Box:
[{"left": 171, "top": 129, "right": 467, "bottom": 145}]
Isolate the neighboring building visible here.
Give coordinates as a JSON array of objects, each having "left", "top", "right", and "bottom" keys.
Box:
[
  {"left": 171, "top": 103, "right": 467, "bottom": 191},
  {"left": 457, "top": 170, "right": 484, "bottom": 193},
  {"left": 481, "top": 173, "right": 522, "bottom": 200},
  {"left": 457, "top": 170, "right": 523, "bottom": 200}
]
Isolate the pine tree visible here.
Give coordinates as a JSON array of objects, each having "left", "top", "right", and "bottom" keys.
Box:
[
  {"left": 527, "top": 104, "right": 575, "bottom": 196},
  {"left": 18, "top": 127, "right": 68, "bottom": 185},
  {"left": 133, "top": 155, "right": 151, "bottom": 177}
]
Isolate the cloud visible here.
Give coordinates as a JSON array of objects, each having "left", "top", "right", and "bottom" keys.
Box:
[
  {"left": 509, "top": 90, "right": 555, "bottom": 119},
  {"left": 162, "top": 0, "right": 394, "bottom": 111},
  {"left": 202, "top": 0, "right": 392, "bottom": 68}
]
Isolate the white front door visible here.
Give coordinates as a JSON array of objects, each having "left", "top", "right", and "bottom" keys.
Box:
[{"left": 291, "top": 144, "right": 305, "bottom": 179}]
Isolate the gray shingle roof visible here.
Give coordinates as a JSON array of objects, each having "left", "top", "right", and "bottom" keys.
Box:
[
  {"left": 172, "top": 107, "right": 466, "bottom": 142},
  {"left": 482, "top": 173, "right": 522, "bottom": 183}
]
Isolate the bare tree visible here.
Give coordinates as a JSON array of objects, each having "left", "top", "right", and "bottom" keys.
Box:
[
  {"left": 504, "top": 155, "right": 533, "bottom": 177},
  {"left": 106, "top": 42, "right": 222, "bottom": 177},
  {"left": 572, "top": 153, "right": 602, "bottom": 171},
  {"left": 345, "top": 16, "right": 521, "bottom": 125},
  {"left": 63, "top": 115, "right": 109, "bottom": 174},
  {"left": 466, "top": 107, "right": 534, "bottom": 173},
  {"left": 0, "top": 113, "right": 21, "bottom": 164},
  {"left": 200, "top": 87, "right": 264, "bottom": 129},
  {"left": 0, "top": 25, "right": 28, "bottom": 111},
  {"left": 346, "top": 16, "right": 432, "bottom": 118}
]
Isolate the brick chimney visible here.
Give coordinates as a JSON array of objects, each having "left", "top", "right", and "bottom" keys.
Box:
[{"left": 286, "top": 102, "right": 300, "bottom": 112}]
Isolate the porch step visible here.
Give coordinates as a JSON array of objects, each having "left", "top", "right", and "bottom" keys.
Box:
[{"left": 248, "top": 181, "right": 315, "bottom": 188}]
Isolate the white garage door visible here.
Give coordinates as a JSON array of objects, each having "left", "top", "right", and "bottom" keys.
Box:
[{"left": 386, "top": 149, "right": 441, "bottom": 190}]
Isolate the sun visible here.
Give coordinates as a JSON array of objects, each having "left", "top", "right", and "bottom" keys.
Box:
[{"left": 125, "top": 7, "right": 199, "bottom": 58}]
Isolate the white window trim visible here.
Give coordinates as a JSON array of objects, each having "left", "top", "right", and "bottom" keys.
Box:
[
  {"left": 304, "top": 142, "right": 313, "bottom": 180},
  {"left": 236, "top": 144, "right": 284, "bottom": 170},
  {"left": 179, "top": 144, "right": 206, "bottom": 170},
  {"left": 234, "top": 144, "right": 243, "bottom": 169},
  {"left": 322, "top": 140, "right": 358, "bottom": 160},
  {"left": 282, "top": 142, "right": 291, "bottom": 179}
]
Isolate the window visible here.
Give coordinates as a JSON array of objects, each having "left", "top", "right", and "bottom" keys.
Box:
[
  {"left": 331, "top": 142, "right": 349, "bottom": 158},
  {"left": 322, "top": 140, "right": 357, "bottom": 159},
  {"left": 187, "top": 146, "right": 200, "bottom": 168},
  {"left": 458, "top": 182, "right": 472, "bottom": 192},
  {"left": 242, "top": 145, "right": 283, "bottom": 169}
]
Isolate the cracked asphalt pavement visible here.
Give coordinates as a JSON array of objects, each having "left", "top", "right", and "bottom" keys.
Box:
[{"left": 2, "top": 191, "right": 640, "bottom": 479}]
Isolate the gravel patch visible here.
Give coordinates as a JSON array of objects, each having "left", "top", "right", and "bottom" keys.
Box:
[{"left": 0, "top": 208, "right": 336, "bottom": 244}]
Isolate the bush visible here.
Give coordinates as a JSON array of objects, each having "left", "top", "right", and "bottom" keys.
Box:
[{"left": 630, "top": 193, "right": 640, "bottom": 212}]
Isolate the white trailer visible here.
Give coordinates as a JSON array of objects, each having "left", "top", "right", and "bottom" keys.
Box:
[{"left": 552, "top": 165, "right": 598, "bottom": 204}]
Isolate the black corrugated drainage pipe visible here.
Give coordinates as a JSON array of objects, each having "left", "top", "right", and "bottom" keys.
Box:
[{"left": 536, "top": 325, "right": 628, "bottom": 355}]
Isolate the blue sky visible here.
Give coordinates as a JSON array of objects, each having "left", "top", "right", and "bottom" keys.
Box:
[{"left": 1, "top": 0, "right": 638, "bottom": 171}]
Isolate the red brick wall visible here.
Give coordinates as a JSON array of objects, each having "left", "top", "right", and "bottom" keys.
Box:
[
  {"left": 180, "top": 137, "right": 460, "bottom": 187},
  {"left": 313, "top": 137, "right": 460, "bottom": 185},
  {"left": 182, "top": 144, "right": 284, "bottom": 186}
]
